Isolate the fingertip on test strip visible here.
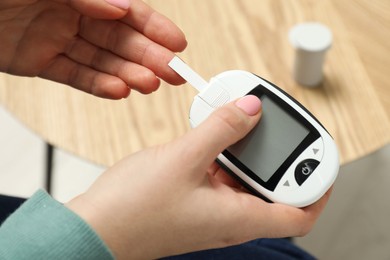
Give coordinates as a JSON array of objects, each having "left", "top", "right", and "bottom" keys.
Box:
[{"left": 168, "top": 56, "right": 208, "bottom": 92}]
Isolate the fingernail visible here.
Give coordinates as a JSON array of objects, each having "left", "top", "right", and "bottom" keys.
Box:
[
  {"left": 235, "top": 95, "right": 262, "bottom": 116},
  {"left": 104, "top": 0, "right": 131, "bottom": 9}
]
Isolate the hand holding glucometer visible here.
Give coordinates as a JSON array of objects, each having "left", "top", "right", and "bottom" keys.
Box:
[{"left": 169, "top": 56, "right": 339, "bottom": 207}]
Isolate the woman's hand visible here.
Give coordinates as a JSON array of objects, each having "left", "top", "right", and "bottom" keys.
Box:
[
  {"left": 0, "top": 0, "right": 187, "bottom": 99},
  {"left": 66, "top": 95, "right": 331, "bottom": 259}
]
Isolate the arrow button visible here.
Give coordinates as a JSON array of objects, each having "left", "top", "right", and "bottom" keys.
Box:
[
  {"left": 313, "top": 148, "right": 319, "bottom": 155},
  {"left": 283, "top": 180, "right": 290, "bottom": 187}
]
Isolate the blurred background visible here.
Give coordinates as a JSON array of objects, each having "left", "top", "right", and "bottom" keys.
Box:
[{"left": 1, "top": 0, "right": 389, "bottom": 259}]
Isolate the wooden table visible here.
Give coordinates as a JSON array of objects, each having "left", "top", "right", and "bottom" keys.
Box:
[{"left": 1, "top": 0, "right": 389, "bottom": 167}]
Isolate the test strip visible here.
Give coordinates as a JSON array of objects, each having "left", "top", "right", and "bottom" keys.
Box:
[{"left": 168, "top": 56, "right": 208, "bottom": 92}]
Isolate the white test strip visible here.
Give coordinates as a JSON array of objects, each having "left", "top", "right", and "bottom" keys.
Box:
[{"left": 168, "top": 56, "right": 208, "bottom": 92}]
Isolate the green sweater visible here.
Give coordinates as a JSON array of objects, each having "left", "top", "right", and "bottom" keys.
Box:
[{"left": 0, "top": 190, "right": 114, "bottom": 259}]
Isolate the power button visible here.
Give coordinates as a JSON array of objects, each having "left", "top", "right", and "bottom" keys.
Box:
[{"left": 295, "top": 159, "right": 320, "bottom": 186}]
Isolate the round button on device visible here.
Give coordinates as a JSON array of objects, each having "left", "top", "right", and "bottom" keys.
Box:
[{"left": 295, "top": 159, "right": 320, "bottom": 186}]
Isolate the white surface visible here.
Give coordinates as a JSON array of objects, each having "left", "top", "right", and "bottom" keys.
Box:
[
  {"left": 51, "top": 149, "right": 105, "bottom": 203},
  {"left": 0, "top": 105, "right": 104, "bottom": 202},
  {"left": 0, "top": 106, "right": 45, "bottom": 198}
]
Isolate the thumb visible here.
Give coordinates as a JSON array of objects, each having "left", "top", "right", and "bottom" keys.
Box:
[
  {"left": 68, "top": 0, "right": 130, "bottom": 19},
  {"left": 185, "top": 95, "right": 262, "bottom": 167}
]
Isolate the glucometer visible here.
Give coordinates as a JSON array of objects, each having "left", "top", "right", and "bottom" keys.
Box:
[{"left": 169, "top": 56, "right": 339, "bottom": 207}]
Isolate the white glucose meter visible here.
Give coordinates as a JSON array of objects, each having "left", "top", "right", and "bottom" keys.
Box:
[{"left": 169, "top": 56, "right": 339, "bottom": 207}]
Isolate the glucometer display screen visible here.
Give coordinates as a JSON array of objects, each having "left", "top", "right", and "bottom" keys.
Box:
[{"left": 227, "top": 96, "right": 310, "bottom": 182}]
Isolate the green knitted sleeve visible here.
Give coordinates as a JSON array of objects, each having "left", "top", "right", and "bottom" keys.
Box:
[{"left": 0, "top": 190, "right": 114, "bottom": 260}]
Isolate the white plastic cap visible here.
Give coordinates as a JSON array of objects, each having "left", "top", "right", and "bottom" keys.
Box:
[
  {"left": 289, "top": 22, "right": 332, "bottom": 52},
  {"left": 289, "top": 22, "right": 333, "bottom": 86}
]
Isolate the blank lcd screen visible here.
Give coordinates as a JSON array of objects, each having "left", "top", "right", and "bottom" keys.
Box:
[{"left": 227, "top": 96, "right": 310, "bottom": 182}]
